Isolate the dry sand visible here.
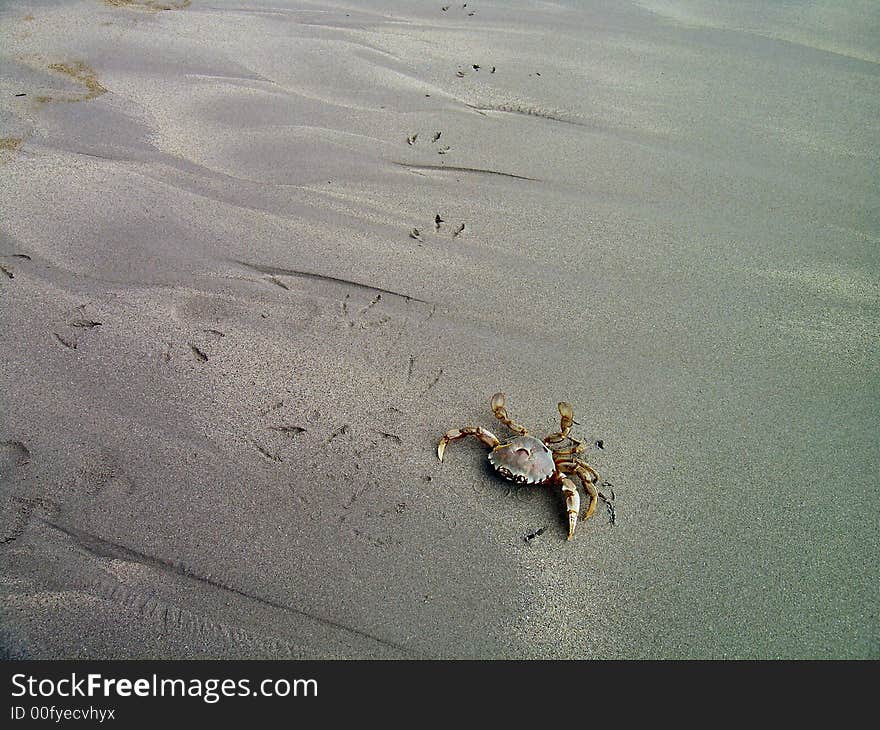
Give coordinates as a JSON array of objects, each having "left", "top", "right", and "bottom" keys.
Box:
[{"left": 0, "top": 0, "right": 877, "bottom": 659}]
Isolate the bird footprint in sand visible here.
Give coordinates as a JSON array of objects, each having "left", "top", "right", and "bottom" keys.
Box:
[{"left": 409, "top": 215, "right": 466, "bottom": 242}]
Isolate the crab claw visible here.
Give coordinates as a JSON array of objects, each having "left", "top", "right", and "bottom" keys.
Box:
[
  {"left": 437, "top": 427, "right": 501, "bottom": 464},
  {"left": 437, "top": 428, "right": 462, "bottom": 461},
  {"left": 561, "top": 477, "right": 580, "bottom": 540},
  {"left": 558, "top": 401, "right": 574, "bottom": 432}
]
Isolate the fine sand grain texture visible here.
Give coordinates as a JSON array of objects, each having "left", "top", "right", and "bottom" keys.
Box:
[{"left": 1, "top": 0, "right": 877, "bottom": 658}]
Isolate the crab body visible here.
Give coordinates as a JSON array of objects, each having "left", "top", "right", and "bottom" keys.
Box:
[
  {"left": 437, "top": 392, "right": 604, "bottom": 540},
  {"left": 488, "top": 436, "right": 556, "bottom": 485}
]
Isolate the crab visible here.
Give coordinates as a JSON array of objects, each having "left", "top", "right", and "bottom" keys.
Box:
[{"left": 437, "top": 392, "right": 602, "bottom": 540}]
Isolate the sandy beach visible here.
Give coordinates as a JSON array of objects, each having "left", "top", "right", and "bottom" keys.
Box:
[{"left": 1, "top": 0, "right": 877, "bottom": 659}]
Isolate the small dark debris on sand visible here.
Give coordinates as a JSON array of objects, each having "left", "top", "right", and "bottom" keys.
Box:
[
  {"left": 53, "top": 332, "right": 77, "bottom": 350},
  {"left": 269, "top": 425, "right": 307, "bottom": 436},
  {"left": 189, "top": 344, "right": 208, "bottom": 362},
  {"left": 599, "top": 492, "right": 616, "bottom": 526},
  {"left": 326, "top": 423, "right": 350, "bottom": 445}
]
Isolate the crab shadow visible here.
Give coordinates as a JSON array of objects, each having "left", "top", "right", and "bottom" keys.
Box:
[{"left": 478, "top": 458, "right": 568, "bottom": 532}]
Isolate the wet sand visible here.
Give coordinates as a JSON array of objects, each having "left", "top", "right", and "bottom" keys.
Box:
[{"left": 0, "top": 0, "right": 877, "bottom": 658}]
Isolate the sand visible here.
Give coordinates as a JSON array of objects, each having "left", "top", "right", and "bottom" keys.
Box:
[{"left": 0, "top": 0, "right": 877, "bottom": 659}]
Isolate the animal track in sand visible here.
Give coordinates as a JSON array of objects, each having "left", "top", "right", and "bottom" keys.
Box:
[
  {"left": 40, "top": 518, "right": 414, "bottom": 656},
  {"left": 0, "top": 254, "right": 25, "bottom": 280},
  {"left": 466, "top": 102, "right": 583, "bottom": 127},
  {"left": 251, "top": 440, "right": 282, "bottom": 463},
  {"left": 0, "top": 441, "right": 54, "bottom": 545},
  {"left": 266, "top": 276, "right": 289, "bottom": 291},
  {"left": 598, "top": 482, "right": 616, "bottom": 526},
  {"left": 104, "top": 0, "right": 191, "bottom": 11},
  {"left": 408, "top": 214, "right": 466, "bottom": 242},
  {"left": 255, "top": 396, "right": 309, "bottom": 466},
  {"left": 372, "top": 430, "right": 402, "bottom": 445},
  {"left": 70, "top": 449, "right": 134, "bottom": 497},
  {"left": 53, "top": 332, "right": 77, "bottom": 350},
  {"left": 1, "top": 497, "right": 58, "bottom": 545},
  {"left": 324, "top": 423, "right": 349, "bottom": 446},
  {"left": 268, "top": 425, "right": 307, "bottom": 436},
  {"left": 404, "top": 130, "right": 446, "bottom": 152},
  {"left": 524, "top": 526, "right": 546, "bottom": 543},
  {"left": 189, "top": 344, "right": 208, "bottom": 362},
  {"left": 258, "top": 399, "right": 284, "bottom": 417},
  {"left": 340, "top": 293, "right": 391, "bottom": 330},
  {"left": 51, "top": 305, "right": 103, "bottom": 351},
  {"left": 0, "top": 439, "right": 31, "bottom": 470},
  {"left": 420, "top": 369, "right": 444, "bottom": 395}
]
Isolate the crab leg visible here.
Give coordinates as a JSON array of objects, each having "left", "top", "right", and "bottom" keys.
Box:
[
  {"left": 574, "top": 458, "right": 601, "bottom": 489},
  {"left": 437, "top": 426, "right": 500, "bottom": 462},
  {"left": 574, "top": 466, "right": 599, "bottom": 521},
  {"left": 546, "top": 436, "right": 586, "bottom": 456},
  {"left": 544, "top": 401, "right": 574, "bottom": 444},
  {"left": 557, "top": 460, "right": 600, "bottom": 522},
  {"left": 560, "top": 476, "right": 581, "bottom": 540},
  {"left": 491, "top": 392, "right": 528, "bottom": 435}
]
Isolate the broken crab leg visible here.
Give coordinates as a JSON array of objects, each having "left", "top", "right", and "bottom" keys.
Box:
[
  {"left": 437, "top": 426, "right": 500, "bottom": 461},
  {"left": 561, "top": 476, "right": 581, "bottom": 540},
  {"left": 491, "top": 392, "right": 528, "bottom": 435},
  {"left": 543, "top": 401, "right": 574, "bottom": 444}
]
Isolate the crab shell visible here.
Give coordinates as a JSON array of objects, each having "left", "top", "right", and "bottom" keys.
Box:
[{"left": 488, "top": 435, "right": 556, "bottom": 485}]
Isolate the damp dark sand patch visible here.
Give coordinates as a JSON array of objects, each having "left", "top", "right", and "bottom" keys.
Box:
[
  {"left": 37, "top": 62, "right": 107, "bottom": 103},
  {"left": 0, "top": 137, "right": 26, "bottom": 164}
]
